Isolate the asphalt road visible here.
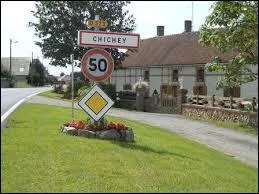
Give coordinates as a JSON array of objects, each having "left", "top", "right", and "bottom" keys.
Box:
[
  {"left": 27, "top": 95, "right": 258, "bottom": 168},
  {"left": 1, "top": 87, "right": 51, "bottom": 117}
]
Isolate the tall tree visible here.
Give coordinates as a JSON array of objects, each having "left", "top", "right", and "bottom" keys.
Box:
[
  {"left": 29, "top": 1, "right": 136, "bottom": 69},
  {"left": 199, "top": 1, "right": 258, "bottom": 89},
  {"left": 27, "top": 58, "right": 47, "bottom": 86}
]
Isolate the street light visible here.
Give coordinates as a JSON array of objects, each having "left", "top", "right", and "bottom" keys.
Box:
[{"left": 10, "top": 38, "right": 18, "bottom": 74}]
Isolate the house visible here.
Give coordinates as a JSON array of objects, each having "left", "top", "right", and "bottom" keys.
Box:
[
  {"left": 1, "top": 57, "right": 31, "bottom": 83},
  {"left": 57, "top": 74, "right": 71, "bottom": 85},
  {"left": 110, "top": 21, "right": 258, "bottom": 99}
]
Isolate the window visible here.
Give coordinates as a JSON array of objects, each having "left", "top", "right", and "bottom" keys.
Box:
[
  {"left": 19, "top": 68, "right": 24, "bottom": 72},
  {"left": 196, "top": 67, "right": 204, "bottom": 82},
  {"left": 223, "top": 87, "right": 240, "bottom": 97},
  {"left": 144, "top": 70, "right": 149, "bottom": 81},
  {"left": 172, "top": 69, "right": 178, "bottom": 82}
]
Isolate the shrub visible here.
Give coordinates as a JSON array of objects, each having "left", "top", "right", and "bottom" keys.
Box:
[
  {"left": 123, "top": 83, "right": 132, "bottom": 91},
  {"left": 63, "top": 80, "right": 87, "bottom": 99},
  {"left": 54, "top": 84, "right": 64, "bottom": 94},
  {"left": 98, "top": 82, "right": 116, "bottom": 101},
  {"left": 77, "top": 85, "right": 90, "bottom": 99}
]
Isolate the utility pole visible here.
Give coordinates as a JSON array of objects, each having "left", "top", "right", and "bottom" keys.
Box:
[
  {"left": 71, "top": 54, "right": 74, "bottom": 119},
  {"left": 9, "top": 39, "right": 12, "bottom": 74}
]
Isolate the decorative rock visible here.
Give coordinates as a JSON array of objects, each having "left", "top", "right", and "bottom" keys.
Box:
[
  {"left": 125, "top": 128, "right": 134, "bottom": 142},
  {"left": 119, "top": 130, "right": 127, "bottom": 140},
  {"left": 98, "top": 129, "right": 120, "bottom": 141},
  {"left": 65, "top": 127, "right": 78, "bottom": 136},
  {"left": 63, "top": 126, "right": 76, "bottom": 132},
  {"left": 78, "top": 130, "right": 96, "bottom": 138}
]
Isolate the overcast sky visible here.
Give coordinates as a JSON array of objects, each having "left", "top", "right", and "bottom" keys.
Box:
[{"left": 1, "top": 1, "right": 214, "bottom": 76}]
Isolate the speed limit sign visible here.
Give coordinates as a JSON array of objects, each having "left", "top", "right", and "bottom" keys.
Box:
[{"left": 81, "top": 48, "right": 114, "bottom": 82}]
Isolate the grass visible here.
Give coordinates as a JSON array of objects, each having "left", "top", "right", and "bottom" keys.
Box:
[
  {"left": 15, "top": 81, "right": 33, "bottom": 88},
  {"left": 184, "top": 115, "right": 258, "bottom": 136},
  {"left": 1, "top": 103, "right": 258, "bottom": 193},
  {"left": 38, "top": 90, "right": 67, "bottom": 100}
]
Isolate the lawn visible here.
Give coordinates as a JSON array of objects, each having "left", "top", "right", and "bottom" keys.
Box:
[
  {"left": 38, "top": 90, "right": 67, "bottom": 100},
  {"left": 15, "top": 81, "right": 33, "bottom": 88},
  {"left": 1, "top": 103, "right": 257, "bottom": 192}
]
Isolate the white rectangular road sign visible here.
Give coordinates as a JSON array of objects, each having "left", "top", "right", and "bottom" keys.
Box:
[{"left": 78, "top": 30, "right": 140, "bottom": 49}]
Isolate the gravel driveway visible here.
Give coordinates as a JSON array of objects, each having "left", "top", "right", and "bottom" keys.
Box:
[{"left": 27, "top": 95, "right": 258, "bottom": 168}]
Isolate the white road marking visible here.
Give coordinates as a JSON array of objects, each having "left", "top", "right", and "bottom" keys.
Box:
[{"left": 1, "top": 91, "right": 44, "bottom": 123}]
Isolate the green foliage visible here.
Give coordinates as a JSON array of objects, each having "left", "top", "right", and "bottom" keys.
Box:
[
  {"left": 199, "top": 1, "right": 258, "bottom": 90},
  {"left": 98, "top": 82, "right": 116, "bottom": 101},
  {"left": 123, "top": 83, "right": 132, "bottom": 90},
  {"left": 77, "top": 85, "right": 90, "bottom": 99},
  {"left": 63, "top": 80, "right": 87, "bottom": 99},
  {"left": 1, "top": 64, "right": 16, "bottom": 87},
  {"left": 27, "top": 59, "right": 48, "bottom": 86},
  {"left": 29, "top": 1, "right": 136, "bottom": 68}
]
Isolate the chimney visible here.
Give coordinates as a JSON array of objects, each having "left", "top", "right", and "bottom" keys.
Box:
[
  {"left": 184, "top": 20, "right": 192, "bottom": 32},
  {"left": 157, "top": 26, "right": 164, "bottom": 36}
]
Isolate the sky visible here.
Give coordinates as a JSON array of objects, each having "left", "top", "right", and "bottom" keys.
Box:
[{"left": 1, "top": 1, "right": 214, "bottom": 76}]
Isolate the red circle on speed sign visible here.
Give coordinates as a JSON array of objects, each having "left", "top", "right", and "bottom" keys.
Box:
[{"left": 81, "top": 48, "right": 114, "bottom": 82}]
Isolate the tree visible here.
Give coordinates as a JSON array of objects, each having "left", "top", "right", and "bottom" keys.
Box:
[
  {"left": 27, "top": 58, "right": 48, "bottom": 86},
  {"left": 29, "top": 1, "right": 136, "bottom": 69},
  {"left": 60, "top": 72, "right": 65, "bottom": 77},
  {"left": 199, "top": 1, "right": 258, "bottom": 90}
]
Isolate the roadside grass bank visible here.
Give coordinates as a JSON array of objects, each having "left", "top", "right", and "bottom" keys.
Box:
[
  {"left": 38, "top": 90, "right": 65, "bottom": 100},
  {"left": 1, "top": 103, "right": 257, "bottom": 193}
]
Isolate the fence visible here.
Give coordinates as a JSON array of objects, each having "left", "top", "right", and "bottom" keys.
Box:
[{"left": 187, "top": 94, "right": 258, "bottom": 112}]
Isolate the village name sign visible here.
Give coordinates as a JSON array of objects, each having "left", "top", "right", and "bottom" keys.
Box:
[{"left": 77, "top": 17, "right": 140, "bottom": 122}]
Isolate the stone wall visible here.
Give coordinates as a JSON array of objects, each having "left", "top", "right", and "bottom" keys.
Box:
[{"left": 182, "top": 104, "right": 258, "bottom": 127}]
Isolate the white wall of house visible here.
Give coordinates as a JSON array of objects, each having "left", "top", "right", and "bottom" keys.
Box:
[
  {"left": 241, "top": 79, "right": 258, "bottom": 99},
  {"left": 111, "top": 64, "right": 258, "bottom": 99}
]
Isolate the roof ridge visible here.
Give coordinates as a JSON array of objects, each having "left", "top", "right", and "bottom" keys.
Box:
[{"left": 141, "top": 31, "right": 200, "bottom": 41}]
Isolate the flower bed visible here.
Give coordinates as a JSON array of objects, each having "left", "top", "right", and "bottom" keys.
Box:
[{"left": 60, "top": 120, "right": 134, "bottom": 142}]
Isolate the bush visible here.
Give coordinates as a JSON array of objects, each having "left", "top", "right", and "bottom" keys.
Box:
[
  {"left": 77, "top": 85, "right": 90, "bottom": 99},
  {"left": 63, "top": 80, "right": 87, "bottom": 99},
  {"left": 54, "top": 84, "right": 64, "bottom": 94},
  {"left": 98, "top": 82, "right": 116, "bottom": 101}
]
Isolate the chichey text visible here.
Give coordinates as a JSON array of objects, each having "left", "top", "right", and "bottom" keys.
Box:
[{"left": 92, "top": 36, "right": 127, "bottom": 44}]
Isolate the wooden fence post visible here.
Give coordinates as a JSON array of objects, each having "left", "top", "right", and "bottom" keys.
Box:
[
  {"left": 212, "top": 94, "right": 215, "bottom": 107},
  {"left": 230, "top": 96, "right": 233, "bottom": 109},
  {"left": 196, "top": 93, "right": 199, "bottom": 105}
]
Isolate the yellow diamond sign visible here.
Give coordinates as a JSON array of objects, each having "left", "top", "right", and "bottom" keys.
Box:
[
  {"left": 78, "top": 85, "right": 114, "bottom": 121},
  {"left": 85, "top": 92, "right": 108, "bottom": 114}
]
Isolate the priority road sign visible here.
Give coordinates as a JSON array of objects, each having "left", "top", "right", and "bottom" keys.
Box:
[
  {"left": 78, "top": 84, "right": 114, "bottom": 122},
  {"left": 81, "top": 48, "right": 114, "bottom": 82},
  {"left": 78, "top": 30, "right": 140, "bottom": 49}
]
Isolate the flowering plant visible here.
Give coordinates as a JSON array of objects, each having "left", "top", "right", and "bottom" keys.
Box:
[{"left": 65, "top": 120, "right": 128, "bottom": 131}]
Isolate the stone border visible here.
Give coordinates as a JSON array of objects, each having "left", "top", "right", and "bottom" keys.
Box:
[{"left": 60, "top": 125, "right": 135, "bottom": 142}]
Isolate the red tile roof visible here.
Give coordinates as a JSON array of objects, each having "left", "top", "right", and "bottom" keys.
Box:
[{"left": 121, "top": 31, "right": 237, "bottom": 67}]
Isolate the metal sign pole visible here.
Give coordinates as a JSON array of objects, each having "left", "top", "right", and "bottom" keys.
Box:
[{"left": 71, "top": 54, "right": 74, "bottom": 119}]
